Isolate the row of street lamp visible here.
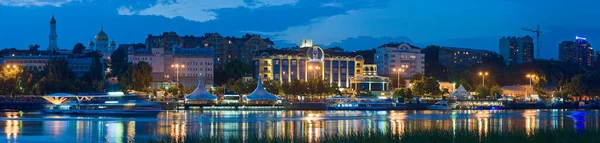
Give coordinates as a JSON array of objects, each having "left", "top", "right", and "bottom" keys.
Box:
[
  {"left": 477, "top": 71, "right": 537, "bottom": 86},
  {"left": 478, "top": 71, "right": 538, "bottom": 98}
]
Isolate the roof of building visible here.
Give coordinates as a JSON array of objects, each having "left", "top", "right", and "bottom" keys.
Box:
[
  {"left": 95, "top": 27, "right": 109, "bottom": 41},
  {"left": 246, "top": 77, "right": 278, "bottom": 101},
  {"left": 440, "top": 46, "right": 493, "bottom": 53},
  {"left": 258, "top": 47, "right": 360, "bottom": 58},
  {"left": 185, "top": 76, "right": 217, "bottom": 101},
  {"left": 378, "top": 42, "right": 421, "bottom": 49},
  {"left": 452, "top": 85, "right": 472, "bottom": 99},
  {"left": 50, "top": 14, "right": 56, "bottom": 24}
]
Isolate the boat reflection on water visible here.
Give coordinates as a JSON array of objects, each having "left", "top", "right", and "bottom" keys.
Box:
[{"left": 0, "top": 110, "right": 598, "bottom": 142}]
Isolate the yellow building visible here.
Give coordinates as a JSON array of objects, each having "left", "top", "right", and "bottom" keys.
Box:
[{"left": 253, "top": 40, "right": 364, "bottom": 88}]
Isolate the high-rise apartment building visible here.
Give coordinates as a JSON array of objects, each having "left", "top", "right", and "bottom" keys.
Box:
[
  {"left": 559, "top": 36, "right": 595, "bottom": 67},
  {"left": 499, "top": 36, "right": 534, "bottom": 65}
]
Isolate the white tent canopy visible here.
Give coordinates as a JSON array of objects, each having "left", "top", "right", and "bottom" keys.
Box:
[
  {"left": 452, "top": 85, "right": 472, "bottom": 99},
  {"left": 245, "top": 76, "right": 278, "bottom": 101},
  {"left": 185, "top": 76, "right": 217, "bottom": 101}
]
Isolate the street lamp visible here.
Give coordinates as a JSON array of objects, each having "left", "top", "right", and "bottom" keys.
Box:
[
  {"left": 393, "top": 68, "right": 404, "bottom": 89},
  {"left": 478, "top": 71, "right": 489, "bottom": 86},
  {"left": 171, "top": 64, "right": 185, "bottom": 84},
  {"left": 526, "top": 74, "right": 537, "bottom": 99}
]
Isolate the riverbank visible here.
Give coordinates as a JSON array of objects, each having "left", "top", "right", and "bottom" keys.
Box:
[{"left": 146, "top": 128, "right": 598, "bottom": 143}]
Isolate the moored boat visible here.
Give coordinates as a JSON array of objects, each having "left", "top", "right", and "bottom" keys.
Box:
[
  {"left": 427, "top": 101, "right": 453, "bottom": 110},
  {"left": 329, "top": 101, "right": 405, "bottom": 110},
  {"left": 42, "top": 92, "right": 161, "bottom": 115}
]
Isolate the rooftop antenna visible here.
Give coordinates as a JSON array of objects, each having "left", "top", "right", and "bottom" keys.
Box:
[{"left": 521, "top": 24, "right": 542, "bottom": 58}]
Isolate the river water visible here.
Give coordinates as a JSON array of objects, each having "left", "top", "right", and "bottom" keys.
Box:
[{"left": 0, "top": 109, "right": 598, "bottom": 143}]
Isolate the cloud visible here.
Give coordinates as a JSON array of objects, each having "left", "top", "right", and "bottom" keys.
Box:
[
  {"left": 321, "top": 2, "right": 342, "bottom": 8},
  {"left": 117, "top": 6, "right": 136, "bottom": 15},
  {"left": 119, "top": 0, "right": 298, "bottom": 22},
  {"left": 0, "top": 0, "right": 79, "bottom": 7}
]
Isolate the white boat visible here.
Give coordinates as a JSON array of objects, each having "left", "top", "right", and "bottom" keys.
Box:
[
  {"left": 427, "top": 101, "right": 452, "bottom": 110},
  {"left": 42, "top": 92, "right": 161, "bottom": 115},
  {"left": 329, "top": 101, "right": 405, "bottom": 110}
]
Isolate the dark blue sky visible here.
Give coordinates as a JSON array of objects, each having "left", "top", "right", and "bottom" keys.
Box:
[{"left": 0, "top": 0, "right": 598, "bottom": 59}]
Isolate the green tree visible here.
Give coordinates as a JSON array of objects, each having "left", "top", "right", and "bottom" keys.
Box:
[
  {"left": 38, "top": 58, "right": 78, "bottom": 94},
  {"left": 0, "top": 66, "right": 22, "bottom": 95},
  {"left": 215, "top": 60, "right": 252, "bottom": 86},
  {"left": 110, "top": 46, "right": 128, "bottom": 77},
  {"left": 474, "top": 85, "right": 491, "bottom": 99},
  {"left": 81, "top": 52, "right": 105, "bottom": 92},
  {"left": 410, "top": 74, "right": 441, "bottom": 97},
  {"left": 263, "top": 80, "right": 281, "bottom": 95},
  {"left": 232, "top": 78, "right": 256, "bottom": 95},
  {"left": 28, "top": 44, "right": 40, "bottom": 52},
  {"left": 72, "top": 43, "right": 86, "bottom": 54},
  {"left": 119, "top": 62, "right": 153, "bottom": 92}
]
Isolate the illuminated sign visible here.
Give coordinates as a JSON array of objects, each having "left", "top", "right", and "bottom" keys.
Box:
[{"left": 576, "top": 36, "right": 587, "bottom": 40}]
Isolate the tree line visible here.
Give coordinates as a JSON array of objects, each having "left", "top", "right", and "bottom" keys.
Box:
[{"left": 0, "top": 43, "right": 152, "bottom": 95}]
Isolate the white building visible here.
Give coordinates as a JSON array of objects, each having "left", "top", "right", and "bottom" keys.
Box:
[
  {"left": 375, "top": 43, "right": 425, "bottom": 79},
  {"left": 128, "top": 47, "right": 214, "bottom": 89},
  {"left": 89, "top": 27, "right": 116, "bottom": 60},
  {"left": 3, "top": 55, "right": 93, "bottom": 77}
]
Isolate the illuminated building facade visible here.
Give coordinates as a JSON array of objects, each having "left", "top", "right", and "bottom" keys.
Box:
[
  {"left": 128, "top": 46, "right": 214, "bottom": 89},
  {"left": 349, "top": 64, "right": 391, "bottom": 96},
  {"left": 558, "top": 36, "right": 595, "bottom": 67},
  {"left": 375, "top": 43, "right": 425, "bottom": 78},
  {"left": 253, "top": 40, "right": 364, "bottom": 88},
  {"left": 88, "top": 27, "right": 116, "bottom": 60},
  {"left": 3, "top": 55, "right": 93, "bottom": 77},
  {"left": 439, "top": 46, "right": 493, "bottom": 68},
  {"left": 145, "top": 32, "right": 274, "bottom": 71}
]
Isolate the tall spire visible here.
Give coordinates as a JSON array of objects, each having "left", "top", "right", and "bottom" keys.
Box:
[{"left": 48, "top": 13, "right": 58, "bottom": 52}]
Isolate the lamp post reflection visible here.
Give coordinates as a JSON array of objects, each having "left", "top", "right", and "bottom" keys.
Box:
[{"left": 4, "top": 112, "right": 20, "bottom": 143}]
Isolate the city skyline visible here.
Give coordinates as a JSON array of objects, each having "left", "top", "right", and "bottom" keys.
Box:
[{"left": 0, "top": 0, "right": 599, "bottom": 59}]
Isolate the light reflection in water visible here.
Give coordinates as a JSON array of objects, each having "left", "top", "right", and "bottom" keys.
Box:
[
  {"left": 523, "top": 110, "right": 538, "bottom": 135},
  {"left": 0, "top": 110, "right": 598, "bottom": 142},
  {"left": 4, "top": 112, "right": 20, "bottom": 143},
  {"left": 127, "top": 121, "right": 135, "bottom": 143},
  {"left": 106, "top": 122, "right": 124, "bottom": 143}
]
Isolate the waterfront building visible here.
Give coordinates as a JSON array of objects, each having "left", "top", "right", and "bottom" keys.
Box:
[
  {"left": 438, "top": 82, "right": 456, "bottom": 94},
  {"left": 439, "top": 46, "right": 494, "bottom": 68},
  {"left": 145, "top": 32, "right": 274, "bottom": 70},
  {"left": 203, "top": 33, "right": 274, "bottom": 70},
  {"left": 245, "top": 77, "right": 278, "bottom": 105},
  {"left": 48, "top": 14, "right": 59, "bottom": 52},
  {"left": 349, "top": 64, "right": 391, "bottom": 96},
  {"left": 252, "top": 40, "right": 364, "bottom": 88},
  {"left": 184, "top": 76, "right": 217, "bottom": 104},
  {"left": 127, "top": 46, "right": 214, "bottom": 89},
  {"left": 2, "top": 55, "right": 93, "bottom": 77},
  {"left": 499, "top": 36, "right": 534, "bottom": 65},
  {"left": 375, "top": 43, "right": 425, "bottom": 79},
  {"left": 89, "top": 27, "right": 116, "bottom": 59},
  {"left": 501, "top": 85, "right": 556, "bottom": 99},
  {"left": 558, "top": 36, "right": 595, "bottom": 67}
]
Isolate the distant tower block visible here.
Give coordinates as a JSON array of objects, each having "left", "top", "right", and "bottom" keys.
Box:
[
  {"left": 48, "top": 14, "right": 59, "bottom": 52},
  {"left": 301, "top": 39, "right": 313, "bottom": 48}
]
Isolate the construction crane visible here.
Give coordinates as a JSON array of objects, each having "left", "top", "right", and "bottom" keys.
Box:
[{"left": 521, "top": 24, "right": 542, "bottom": 58}]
